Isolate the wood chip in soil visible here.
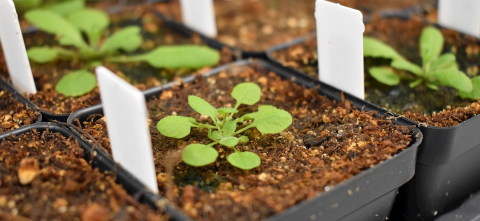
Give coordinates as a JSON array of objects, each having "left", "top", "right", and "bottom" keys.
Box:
[
  {"left": 77, "top": 63, "right": 414, "bottom": 221},
  {"left": 0, "top": 130, "right": 167, "bottom": 221}
]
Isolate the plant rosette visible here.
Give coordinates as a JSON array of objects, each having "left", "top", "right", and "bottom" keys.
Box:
[
  {"left": 154, "top": 0, "right": 436, "bottom": 54},
  {"left": 0, "top": 4, "right": 229, "bottom": 117},
  {"left": 270, "top": 16, "right": 480, "bottom": 128},
  {"left": 0, "top": 124, "right": 168, "bottom": 220},
  {"left": 70, "top": 62, "right": 415, "bottom": 220}
]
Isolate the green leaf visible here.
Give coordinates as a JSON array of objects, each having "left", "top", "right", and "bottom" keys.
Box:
[
  {"left": 45, "top": 0, "right": 85, "bottom": 17},
  {"left": 426, "top": 82, "right": 439, "bottom": 90},
  {"left": 460, "top": 76, "right": 480, "bottom": 100},
  {"left": 246, "top": 105, "right": 292, "bottom": 134},
  {"left": 223, "top": 121, "right": 236, "bottom": 135},
  {"left": 239, "top": 136, "right": 249, "bottom": 143},
  {"left": 219, "top": 137, "right": 239, "bottom": 147},
  {"left": 363, "top": 37, "right": 405, "bottom": 61},
  {"left": 157, "top": 116, "right": 194, "bottom": 138},
  {"left": 430, "top": 70, "right": 473, "bottom": 92},
  {"left": 420, "top": 26, "right": 444, "bottom": 64},
  {"left": 182, "top": 144, "right": 218, "bottom": 167},
  {"left": 13, "top": 0, "right": 42, "bottom": 12},
  {"left": 100, "top": 26, "right": 142, "bottom": 54},
  {"left": 231, "top": 82, "right": 261, "bottom": 106},
  {"left": 68, "top": 9, "right": 109, "bottom": 46},
  {"left": 430, "top": 53, "right": 458, "bottom": 72},
  {"left": 211, "top": 131, "right": 222, "bottom": 141},
  {"left": 25, "top": 10, "right": 87, "bottom": 49},
  {"left": 188, "top": 95, "right": 218, "bottom": 119},
  {"left": 125, "top": 45, "right": 220, "bottom": 68},
  {"left": 55, "top": 70, "right": 96, "bottom": 96},
  {"left": 217, "top": 108, "right": 238, "bottom": 115},
  {"left": 369, "top": 67, "right": 401, "bottom": 86},
  {"left": 27, "top": 47, "right": 58, "bottom": 63},
  {"left": 391, "top": 60, "right": 423, "bottom": 75},
  {"left": 409, "top": 79, "right": 423, "bottom": 88},
  {"left": 227, "top": 151, "right": 261, "bottom": 170}
]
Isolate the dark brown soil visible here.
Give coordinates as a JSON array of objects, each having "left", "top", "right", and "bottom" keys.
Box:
[
  {"left": 77, "top": 63, "right": 413, "bottom": 221},
  {"left": 0, "top": 129, "right": 167, "bottom": 220},
  {"left": 1, "top": 6, "right": 231, "bottom": 115},
  {"left": 0, "top": 90, "right": 38, "bottom": 133},
  {"left": 155, "top": 0, "right": 435, "bottom": 51},
  {"left": 271, "top": 15, "right": 480, "bottom": 127}
]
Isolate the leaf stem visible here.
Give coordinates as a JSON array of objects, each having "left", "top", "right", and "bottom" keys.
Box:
[
  {"left": 106, "top": 54, "right": 146, "bottom": 63},
  {"left": 233, "top": 124, "right": 255, "bottom": 136},
  {"left": 192, "top": 123, "right": 217, "bottom": 129}
]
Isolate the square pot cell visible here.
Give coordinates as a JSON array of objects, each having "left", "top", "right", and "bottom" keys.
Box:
[
  {"left": 0, "top": 122, "right": 189, "bottom": 220},
  {"left": 267, "top": 15, "right": 480, "bottom": 218},
  {"left": 67, "top": 59, "right": 422, "bottom": 221},
  {"left": 0, "top": 5, "right": 231, "bottom": 121}
]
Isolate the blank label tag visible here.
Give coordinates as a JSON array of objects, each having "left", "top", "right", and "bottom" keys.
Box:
[
  {"left": 438, "top": 0, "right": 480, "bottom": 38},
  {"left": 0, "top": 0, "right": 37, "bottom": 94},
  {"left": 315, "top": 0, "right": 365, "bottom": 99},
  {"left": 96, "top": 66, "right": 158, "bottom": 193},
  {"left": 180, "top": 0, "right": 218, "bottom": 37}
]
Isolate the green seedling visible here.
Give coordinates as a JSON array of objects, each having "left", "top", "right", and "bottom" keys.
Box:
[
  {"left": 156, "top": 83, "right": 293, "bottom": 170},
  {"left": 24, "top": 7, "right": 220, "bottom": 97},
  {"left": 364, "top": 26, "right": 480, "bottom": 100}
]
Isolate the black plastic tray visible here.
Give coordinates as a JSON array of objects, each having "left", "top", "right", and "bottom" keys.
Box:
[
  {"left": 435, "top": 188, "right": 480, "bottom": 221},
  {"left": 67, "top": 59, "right": 422, "bottom": 221},
  {"left": 266, "top": 26, "right": 480, "bottom": 218},
  {"left": 0, "top": 122, "right": 190, "bottom": 221},
  {"left": 0, "top": 79, "right": 42, "bottom": 135}
]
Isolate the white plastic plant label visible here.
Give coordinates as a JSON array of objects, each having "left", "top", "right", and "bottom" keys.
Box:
[
  {"left": 179, "top": 0, "right": 218, "bottom": 37},
  {"left": 438, "top": 0, "right": 480, "bottom": 38},
  {"left": 0, "top": 0, "right": 37, "bottom": 94},
  {"left": 315, "top": 0, "right": 365, "bottom": 99},
  {"left": 96, "top": 66, "right": 158, "bottom": 194}
]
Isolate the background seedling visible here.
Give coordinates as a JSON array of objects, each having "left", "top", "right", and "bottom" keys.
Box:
[
  {"left": 24, "top": 5, "right": 220, "bottom": 97},
  {"left": 156, "top": 83, "right": 292, "bottom": 170},
  {"left": 364, "top": 26, "right": 479, "bottom": 99}
]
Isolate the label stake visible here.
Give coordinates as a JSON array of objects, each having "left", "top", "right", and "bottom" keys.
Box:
[
  {"left": 96, "top": 66, "right": 158, "bottom": 193},
  {"left": 179, "top": 0, "right": 217, "bottom": 37},
  {"left": 315, "top": 0, "right": 365, "bottom": 99},
  {"left": 0, "top": 0, "right": 36, "bottom": 94},
  {"left": 438, "top": 0, "right": 480, "bottom": 38}
]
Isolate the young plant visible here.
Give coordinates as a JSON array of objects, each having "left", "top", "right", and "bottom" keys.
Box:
[
  {"left": 364, "top": 26, "right": 480, "bottom": 100},
  {"left": 156, "top": 83, "right": 293, "bottom": 170},
  {"left": 24, "top": 7, "right": 220, "bottom": 97}
]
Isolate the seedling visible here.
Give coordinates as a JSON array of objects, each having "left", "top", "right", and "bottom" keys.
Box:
[
  {"left": 156, "top": 83, "right": 293, "bottom": 170},
  {"left": 24, "top": 6, "right": 220, "bottom": 97},
  {"left": 364, "top": 26, "right": 480, "bottom": 100}
]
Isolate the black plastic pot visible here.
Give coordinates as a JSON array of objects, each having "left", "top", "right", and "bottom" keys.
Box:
[
  {"left": 0, "top": 77, "right": 68, "bottom": 122},
  {"left": 266, "top": 29, "right": 480, "bottom": 218},
  {"left": 67, "top": 59, "right": 422, "bottom": 221},
  {"left": 0, "top": 79, "right": 42, "bottom": 135},
  {"left": 0, "top": 122, "right": 190, "bottom": 221}
]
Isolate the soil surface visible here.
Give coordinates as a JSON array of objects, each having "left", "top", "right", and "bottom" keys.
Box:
[
  {"left": 271, "top": 15, "right": 480, "bottom": 127},
  {"left": 1, "top": 6, "right": 231, "bottom": 114},
  {"left": 0, "top": 129, "right": 167, "bottom": 220},
  {"left": 77, "top": 63, "right": 413, "bottom": 221},
  {"left": 155, "top": 0, "right": 435, "bottom": 51},
  {"left": 0, "top": 90, "right": 38, "bottom": 134}
]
